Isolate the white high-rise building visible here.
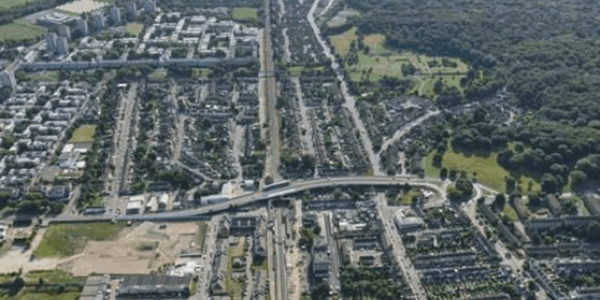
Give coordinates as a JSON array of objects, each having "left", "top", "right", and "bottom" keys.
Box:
[
  {"left": 144, "top": 0, "right": 156, "bottom": 12},
  {"left": 0, "top": 71, "right": 17, "bottom": 89},
  {"left": 126, "top": 2, "right": 138, "bottom": 17},
  {"left": 110, "top": 6, "right": 122, "bottom": 24},
  {"left": 77, "top": 18, "right": 89, "bottom": 35},
  {"left": 58, "top": 25, "right": 71, "bottom": 39},
  {"left": 92, "top": 12, "right": 105, "bottom": 29},
  {"left": 56, "top": 37, "right": 69, "bottom": 55},
  {"left": 45, "top": 33, "right": 57, "bottom": 52}
]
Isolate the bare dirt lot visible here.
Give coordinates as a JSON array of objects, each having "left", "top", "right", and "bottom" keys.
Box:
[{"left": 0, "top": 222, "right": 202, "bottom": 276}]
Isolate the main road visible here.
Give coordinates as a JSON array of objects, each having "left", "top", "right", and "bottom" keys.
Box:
[{"left": 53, "top": 176, "right": 444, "bottom": 223}]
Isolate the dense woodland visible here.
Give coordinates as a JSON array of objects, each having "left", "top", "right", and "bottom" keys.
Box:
[{"left": 340, "top": 0, "right": 600, "bottom": 192}]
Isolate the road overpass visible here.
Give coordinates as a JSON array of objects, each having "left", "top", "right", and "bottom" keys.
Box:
[{"left": 51, "top": 176, "right": 444, "bottom": 223}]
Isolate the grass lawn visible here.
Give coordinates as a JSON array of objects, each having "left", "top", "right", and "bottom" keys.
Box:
[
  {"left": 192, "top": 68, "right": 212, "bottom": 79},
  {"left": 25, "top": 270, "right": 84, "bottom": 284},
  {"left": 424, "top": 147, "right": 541, "bottom": 194},
  {"left": 330, "top": 27, "right": 358, "bottom": 55},
  {"left": 197, "top": 222, "right": 208, "bottom": 252},
  {"left": 232, "top": 7, "right": 258, "bottom": 22},
  {"left": 69, "top": 125, "right": 96, "bottom": 143},
  {"left": 0, "top": 21, "right": 45, "bottom": 42},
  {"left": 148, "top": 69, "right": 167, "bottom": 81},
  {"left": 503, "top": 205, "right": 518, "bottom": 221},
  {"left": 0, "top": 292, "right": 80, "bottom": 300},
  {"left": 29, "top": 71, "right": 59, "bottom": 82},
  {"left": 33, "top": 222, "right": 125, "bottom": 258},
  {"left": 330, "top": 28, "right": 468, "bottom": 94},
  {"left": 226, "top": 248, "right": 245, "bottom": 300},
  {"left": 0, "top": 0, "right": 29, "bottom": 10},
  {"left": 126, "top": 23, "right": 144, "bottom": 37}
]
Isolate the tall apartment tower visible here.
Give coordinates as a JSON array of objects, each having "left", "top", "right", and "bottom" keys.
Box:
[
  {"left": 77, "top": 18, "right": 89, "bottom": 35},
  {"left": 92, "top": 12, "right": 105, "bottom": 29},
  {"left": 45, "top": 33, "right": 57, "bottom": 52},
  {"left": 126, "top": 2, "right": 138, "bottom": 18},
  {"left": 0, "top": 71, "right": 17, "bottom": 89},
  {"left": 144, "top": 0, "right": 156, "bottom": 12},
  {"left": 110, "top": 6, "right": 122, "bottom": 24},
  {"left": 56, "top": 37, "right": 69, "bottom": 55},
  {"left": 58, "top": 25, "right": 71, "bottom": 39}
]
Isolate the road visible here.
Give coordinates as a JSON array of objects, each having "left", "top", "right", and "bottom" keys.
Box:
[
  {"left": 274, "top": 209, "right": 288, "bottom": 300},
  {"left": 53, "top": 176, "right": 443, "bottom": 222},
  {"left": 263, "top": 0, "right": 282, "bottom": 182},
  {"left": 307, "top": 0, "right": 382, "bottom": 175},
  {"left": 377, "top": 110, "right": 440, "bottom": 157},
  {"left": 324, "top": 212, "right": 341, "bottom": 295},
  {"left": 377, "top": 197, "right": 427, "bottom": 300},
  {"left": 192, "top": 218, "right": 219, "bottom": 299},
  {"left": 108, "top": 83, "right": 138, "bottom": 210},
  {"left": 267, "top": 203, "right": 277, "bottom": 300}
]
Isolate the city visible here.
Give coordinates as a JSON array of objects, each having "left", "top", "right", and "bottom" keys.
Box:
[{"left": 0, "top": 0, "right": 600, "bottom": 299}]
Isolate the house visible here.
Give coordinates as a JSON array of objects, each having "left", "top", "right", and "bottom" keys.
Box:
[
  {"left": 546, "top": 194, "right": 562, "bottom": 216},
  {"left": 116, "top": 274, "right": 191, "bottom": 299}
]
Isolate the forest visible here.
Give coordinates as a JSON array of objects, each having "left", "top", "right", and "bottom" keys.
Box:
[{"left": 340, "top": 0, "right": 600, "bottom": 192}]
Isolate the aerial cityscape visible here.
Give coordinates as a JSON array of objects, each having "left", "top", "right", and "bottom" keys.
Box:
[{"left": 0, "top": 0, "right": 600, "bottom": 299}]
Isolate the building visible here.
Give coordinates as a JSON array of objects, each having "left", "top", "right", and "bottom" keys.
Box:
[
  {"left": 144, "top": 0, "right": 156, "bottom": 12},
  {"left": 230, "top": 216, "right": 258, "bottom": 235},
  {"left": 312, "top": 237, "right": 330, "bottom": 280},
  {"left": 58, "top": 25, "right": 71, "bottom": 39},
  {"left": 45, "top": 33, "right": 57, "bottom": 52},
  {"left": 77, "top": 18, "right": 89, "bottom": 35},
  {"left": 126, "top": 2, "right": 138, "bottom": 17},
  {"left": 80, "top": 275, "right": 110, "bottom": 300},
  {"left": 0, "top": 71, "right": 17, "bottom": 89},
  {"left": 92, "top": 12, "right": 105, "bottom": 29},
  {"left": 546, "top": 194, "right": 562, "bottom": 216},
  {"left": 56, "top": 37, "right": 69, "bottom": 55},
  {"left": 110, "top": 6, "right": 122, "bottom": 24},
  {"left": 210, "top": 244, "right": 228, "bottom": 295},
  {"left": 116, "top": 274, "right": 191, "bottom": 299}
]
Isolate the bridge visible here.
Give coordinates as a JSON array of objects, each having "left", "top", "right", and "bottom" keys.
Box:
[{"left": 51, "top": 176, "right": 445, "bottom": 223}]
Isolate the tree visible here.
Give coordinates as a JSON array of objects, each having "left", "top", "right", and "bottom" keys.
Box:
[
  {"left": 570, "top": 170, "right": 588, "bottom": 188},
  {"left": 493, "top": 194, "right": 506, "bottom": 212},
  {"left": 541, "top": 173, "right": 559, "bottom": 193},
  {"left": 439, "top": 167, "right": 448, "bottom": 179},
  {"left": 587, "top": 222, "right": 600, "bottom": 242}
]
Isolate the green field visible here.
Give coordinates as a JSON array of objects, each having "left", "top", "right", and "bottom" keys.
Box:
[
  {"left": 148, "top": 69, "right": 167, "bottom": 81},
  {"left": 503, "top": 205, "right": 518, "bottom": 221},
  {"left": 232, "top": 7, "right": 258, "bottom": 22},
  {"left": 226, "top": 247, "right": 245, "bottom": 300},
  {"left": 126, "top": 23, "right": 144, "bottom": 36},
  {"left": 0, "top": 292, "right": 80, "bottom": 300},
  {"left": 25, "top": 270, "right": 84, "bottom": 284},
  {"left": 69, "top": 125, "right": 96, "bottom": 143},
  {"left": 0, "top": 0, "right": 29, "bottom": 10},
  {"left": 28, "top": 71, "right": 59, "bottom": 82},
  {"left": 424, "top": 147, "right": 541, "bottom": 194},
  {"left": 0, "top": 21, "right": 45, "bottom": 42},
  {"left": 330, "top": 27, "right": 469, "bottom": 95},
  {"left": 197, "top": 222, "right": 208, "bottom": 252},
  {"left": 33, "top": 222, "right": 125, "bottom": 258}
]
